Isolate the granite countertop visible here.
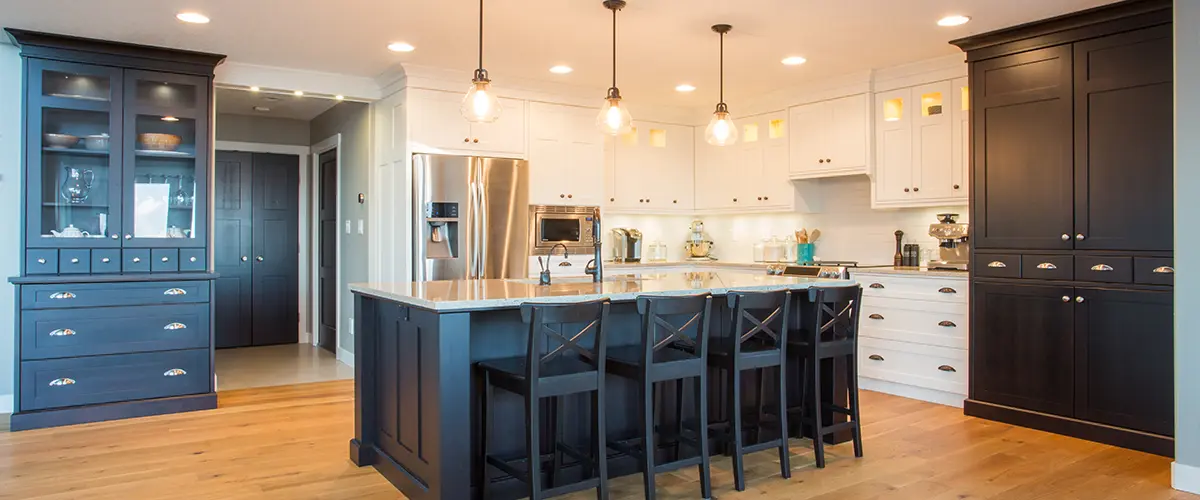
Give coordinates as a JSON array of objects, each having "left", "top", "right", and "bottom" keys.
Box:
[
  {"left": 606, "top": 260, "right": 770, "bottom": 270},
  {"left": 349, "top": 270, "right": 855, "bottom": 312},
  {"left": 853, "top": 266, "right": 969, "bottom": 278}
]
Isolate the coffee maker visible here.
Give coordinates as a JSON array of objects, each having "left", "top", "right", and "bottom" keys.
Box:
[
  {"left": 611, "top": 228, "right": 643, "bottom": 263},
  {"left": 928, "top": 213, "right": 969, "bottom": 271}
]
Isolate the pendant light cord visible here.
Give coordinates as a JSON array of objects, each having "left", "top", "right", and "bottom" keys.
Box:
[
  {"left": 719, "top": 31, "right": 724, "bottom": 105},
  {"left": 611, "top": 6, "right": 617, "bottom": 89},
  {"left": 478, "top": 0, "right": 484, "bottom": 70}
]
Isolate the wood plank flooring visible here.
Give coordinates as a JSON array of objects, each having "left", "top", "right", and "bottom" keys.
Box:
[{"left": 0, "top": 380, "right": 1192, "bottom": 500}]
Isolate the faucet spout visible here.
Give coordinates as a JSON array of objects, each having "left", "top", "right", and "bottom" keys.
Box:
[{"left": 585, "top": 207, "right": 603, "bottom": 282}]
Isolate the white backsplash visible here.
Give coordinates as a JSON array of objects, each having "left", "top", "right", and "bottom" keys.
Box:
[{"left": 605, "top": 176, "right": 968, "bottom": 266}]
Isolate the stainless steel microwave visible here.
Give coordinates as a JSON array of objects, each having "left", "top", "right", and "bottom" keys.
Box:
[{"left": 529, "top": 205, "right": 598, "bottom": 254}]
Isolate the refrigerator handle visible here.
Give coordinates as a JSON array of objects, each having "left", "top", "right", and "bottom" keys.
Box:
[
  {"left": 470, "top": 167, "right": 485, "bottom": 279},
  {"left": 478, "top": 170, "right": 489, "bottom": 279}
]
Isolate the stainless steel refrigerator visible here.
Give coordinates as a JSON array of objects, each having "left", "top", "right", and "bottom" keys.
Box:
[{"left": 413, "top": 154, "right": 530, "bottom": 281}]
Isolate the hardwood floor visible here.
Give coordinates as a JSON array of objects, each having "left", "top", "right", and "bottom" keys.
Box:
[{"left": 0, "top": 381, "right": 1191, "bottom": 500}]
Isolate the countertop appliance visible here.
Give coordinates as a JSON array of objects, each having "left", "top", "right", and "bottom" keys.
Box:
[
  {"left": 685, "top": 219, "right": 716, "bottom": 260},
  {"left": 611, "top": 228, "right": 643, "bottom": 263},
  {"left": 529, "top": 205, "right": 600, "bottom": 255},
  {"left": 928, "top": 213, "right": 970, "bottom": 271},
  {"left": 779, "top": 265, "right": 851, "bottom": 280},
  {"left": 413, "top": 154, "right": 530, "bottom": 281}
]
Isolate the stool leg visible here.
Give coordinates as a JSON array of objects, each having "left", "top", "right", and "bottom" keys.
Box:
[
  {"left": 756, "top": 367, "right": 767, "bottom": 443},
  {"left": 594, "top": 384, "right": 609, "bottom": 500},
  {"left": 811, "top": 358, "right": 826, "bottom": 469},
  {"left": 674, "top": 378, "right": 684, "bottom": 461},
  {"left": 641, "top": 377, "right": 657, "bottom": 500},
  {"left": 696, "top": 374, "right": 712, "bottom": 500},
  {"left": 847, "top": 354, "right": 864, "bottom": 458},
  {"left": 482, "top": 372, "right": 493, "bottom": 500},
  {"left": 550, "top": 396, "right": 564, "bottom": 488},
  {"left": 527, "top": 393, "right": 543, "bottom": 500},
  {"left": 730, "top": 366, "right": 746, "bottom": 492},
  {"left": 777, "top": 365, "right": 791, "bottom": 479},
  {"left": 798, "top": 355, "right": 809, "bottom": 441}
]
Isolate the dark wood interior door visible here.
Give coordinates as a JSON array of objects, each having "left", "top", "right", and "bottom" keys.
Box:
[
  {"left": 251, "top": 153, "right": 300, "bottom": 346},
  {"left": 972, "top": 282, "right": 1075, "bottom": 416},
  {"left": 972, "top": 45, "right": 1075, "bottom": 250},
  {"left": 1074, "top": 288, "right": 1174, "bottom": 436},
  {"left": 214, "top": 151, "right": 253, "bottom": 348},
  {"left": 1073, "top": 26, "right": 1173, "bottom": 252},
  {"left": 318, "top": 150, "right": 338, "bottom": 353}
]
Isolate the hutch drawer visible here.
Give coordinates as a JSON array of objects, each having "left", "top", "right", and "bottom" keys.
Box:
[
  {"left": 179, "top": 249, "right": 206, "bottom": 272},
  {"left": 25, "top": 249, "right": 58, "bottom": 275},
  {"left": 123, "top": 249, "right": 151, "bottom": 273},
  {"left": 21, "top": 304, "right": 210, "bottom": 360},
  {"left": 91, "top": 249, "right": 121, "bottom": 273},
  {"left": 59, "top": 249, "right": 91, "bottom": 274},
  {"left": 152, "top": 249, "right": 179, "bottom": 272},
  {"left": 19, "top": 349, "right": 210, "bottom": 411},
  {"left": 21, "top": 280, "right": 210, "bottom": 309}
]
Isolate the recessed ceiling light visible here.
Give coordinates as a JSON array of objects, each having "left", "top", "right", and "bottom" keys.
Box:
[
  {"left": 293, "top": 90, "right": 304, "bottom": 96},
  {"left": 249, "top": 86, "right": 260, "bottom": 92},
  {"left": 549, "top": 65, "right": 573, "bottom": 74},
  {"left": 176, "top": 12, "right": 210, "bottom": 24},
  {"left": 387, "top": 42, "right": 415, "bottom": 53},
  {"left": 781, "top": 56, "right": 807, "bottom": 66},
  {"left": 335, "top": 95, "right": 345, "bottom": 101},
  {"left": 675, "top": 84, "right": 697, "bottom": 92},
  {"left": 254, "top": 106, "right": 270, "bottom": 112},
  {"left": 937, "top": 15, "right": 971, "bottom": 27}
]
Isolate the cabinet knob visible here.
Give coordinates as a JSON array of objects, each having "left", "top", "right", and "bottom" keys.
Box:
[
  {"left": 826, "top": 158, "right": 832, "bottom": 163},
  {"left": 673, "top": 200, "right": 678, "bottom": 204},
  {"left": 1076, "top": 233, "right": 1085, "bottom": 241},
  {"left": 36, "top": 258, "right": 46, "bottom": 264},
  {"left": 473, "top": 138, "right": 479, "bottom": 143},
  {"left": 101, "top": 258, "right": 110, "bottom": 263},
  {"left": 125, "top": 234, "right": 132, "bottom": 240},
  {"left": 161, "top": 257, "right": 170, "bottom": 262},
  {"left": 1076, "top": 296, "right": 1085, "bottom": 303},
  {"left": 733, "top": 198, "right": 738, "bottom": 202},
  {"left": 913, "top": 187, "right": 920, "bottom": 192},
  {"left": 111, "top": 234, "right": 119, "bottom": 240},
  {"left": 256, "top": 256, "right": 265, "bottom": 262},
  {"left": 567, "top": 194, "right": 573, "bottom": 199},
  {"left": 763, "top": 196, "right": 769, "bottom": 201},
  {"left": 132, "top": 257, "right": 141, "bottom": 263},
  {"left": 190, "top": 256, "right": 198, "bottom": 262},
  {"left": 646, "top": 199, "right": 650, "bottom": 203},
  {"left": 1061, "top": 234, "right": 1070, "bottom": 241},
  {"left": 757, "top": 197, "right": 763, "bottom": 201},
  {"left": 904, "top": 188, "right": 910, "bottom": 193},
  {"left": 241, "top": 256, "right": 249, "bottom": 262},
  {"left": 49, "top": 292, "right": 76, "bottom": 300},
  {"left": 610, "top": 198, "right": 615, "bottom": 202},
  {"left": 953, "top": 184, "right": 960, "bottom": 190},
  {"left": 868, "top": 354, "right": 885, "bottom": 361},
  {"left": 463, "top": 138, "right": 470, "bottom": 143},
  {"left": 937, "top": 365, "right": 957, "bottom": 373},
  {"left": 818, "top": 159, "right": 825, "bottom": 164},
  {"left": 1062, "top": 295, "right": 1071, "bottom": 302},
  {"left": 70, "top": 258, "right": 79, "bottom": 264}
]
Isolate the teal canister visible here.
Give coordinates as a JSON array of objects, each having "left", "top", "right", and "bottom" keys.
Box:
[{"left": 797, "top": 243, "right": 815, "bottom": 264}]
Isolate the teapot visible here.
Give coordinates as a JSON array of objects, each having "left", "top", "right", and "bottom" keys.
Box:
[
  {"left": 51, "top": 224, "right": 89, "bottom": 238},
  {"left": 167, "top": 226, "right": 185, "bottom": 238}
]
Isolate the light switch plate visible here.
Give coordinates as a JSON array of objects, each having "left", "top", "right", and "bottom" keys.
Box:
[
  {"left": 358, "top": 219, "right": 365, "bottom": 234},
  {"left": 345, "top": 220, "right": 351, "bottom": 234}
]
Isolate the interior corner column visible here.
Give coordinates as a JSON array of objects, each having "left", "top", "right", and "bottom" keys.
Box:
[{"left": 1174, "top": 0, "right": 1200, "bottom": 493}]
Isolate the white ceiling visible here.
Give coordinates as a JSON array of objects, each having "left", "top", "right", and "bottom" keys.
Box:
[
  {"left": 215, "top": 87, "right": 338, "bottom": 121},
  {"left": 2, "top": 0, "right": 1120, "bottom": 104}
]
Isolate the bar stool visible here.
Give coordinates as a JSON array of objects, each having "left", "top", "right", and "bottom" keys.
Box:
[
  {"left": 708, "top": 289, "right": 792, "bottom": 492},
  {"left": 605, "top": 293, "right": 714, "bottom": 500},
  {"left": 789, "top": 285, "right": 864, "bottom": 468},
  {"left": 477, "top": 298, "right": 611, "bottom": 500}
]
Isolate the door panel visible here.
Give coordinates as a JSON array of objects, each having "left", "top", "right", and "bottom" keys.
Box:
[
  {"left": 213, "top": 151, "right": 253, "bottom": 348},
  {"left": 319, "top": 150, "right": 338, "bottom": 353},
  {"left": 1073, "top": 26, "right": 1173, "bottom": 251},
  {"left": 874, "top": 89, "right": 913, "bottom": 203},
  {"left": 912, "top": 81, "right": 954, "bottom": 200},
  {"left": 973, "top": 46, "right": 1074, "bottom": 250},
  {"left": 972, "top": 282, "right": 1075, "bottom": 416},
  {"left": 251, "top": 153, "right": 300, "bottom": 346}
]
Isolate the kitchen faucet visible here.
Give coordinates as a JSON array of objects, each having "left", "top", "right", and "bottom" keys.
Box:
[{"left": 585, "top": 207, "right": 603, "bottom": 282}]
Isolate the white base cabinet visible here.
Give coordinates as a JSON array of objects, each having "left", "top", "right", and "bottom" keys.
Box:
[
  {"left": 408, "top": 88, "right": 526, "bottom": 158},
  {"left": 604, "top": 120, "right": 694, "bottom": 214},
  {"left": 856, "top": 271, "right": 968, "bottom": 407},
  {"left": 788, "top": 94, "right": 870, "bottom": 179},
  {"left": 528, "top": 102, "right": 605, "bottom": 206},
  {"left": 871, "top": 79, "right": 969, "bottom": 208}
]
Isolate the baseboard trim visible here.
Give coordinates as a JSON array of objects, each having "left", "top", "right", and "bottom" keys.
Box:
[
  {"left": 337, "top": 346, "right": 355, "bottom": 368},
  {"left": 859, "top": 378, "right": 965, "bottom": 408},
  {"left": 1173, "top": 462, "right": 1200, "bottom": 494},
  {"left": 10, "top": 393, "right": 217, "bottom": 431},
  {"left": 964, "top": 399, "right": 1174, "bottom": 457}
]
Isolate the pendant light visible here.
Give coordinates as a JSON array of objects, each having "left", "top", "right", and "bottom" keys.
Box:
[
  {"left": 705, "top": 24, "right": 738, "bottom": 146},
  {"left": 596, "top": 0, "right": 633, "bottom": 135},
  {"left": 462, "top": 0, "right": 501, "bottom": 123}
]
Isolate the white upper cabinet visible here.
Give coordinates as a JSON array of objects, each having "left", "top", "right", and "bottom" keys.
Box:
[
  {"left": 408, "top": 88, "right": 526, "bottom": 158},
  {"left": 528, "top": 102, "right": 605, "bottom": 206},
  {"left": 952, "top": 77, "right": 969, "bottom": 200},
  {"left": 788, "top": 94, "right": 869, "bottom": 179},
  {"left": 871, "top": 80, "right": 968, "bottom": 208},
  {"left": 695, "top": 111, "right": 818, "bottom": 213},
  {"left": 605, "top": 121, "right": 694, "bottom": 213}
]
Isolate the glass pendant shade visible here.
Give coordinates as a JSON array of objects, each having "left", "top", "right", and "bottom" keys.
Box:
[
  {"left": 596, "top": 93, "right": 633, "bottom": 136},
  {"left": 705, "top": 105, "right": 738, "bottom": 146},
  {"left": 461, "top": 72, "right": 501, "bottom": 123}
]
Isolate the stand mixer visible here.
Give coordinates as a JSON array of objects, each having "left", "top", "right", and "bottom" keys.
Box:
[
  {"left": 684, "top": 219, "right": 716, "bottom": 261},
  {"left": 928, "top": 213, "right": 970, "bottom": 271}
]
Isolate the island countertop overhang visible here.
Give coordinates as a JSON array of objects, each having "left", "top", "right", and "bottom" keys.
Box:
[{"left": 349, "top": 270, "right": 856, "bottom": 312}]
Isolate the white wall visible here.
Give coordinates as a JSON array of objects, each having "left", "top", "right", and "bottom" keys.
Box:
[
  {"left": 0, "top": 43, "right": 20, "bottom": 414},
  {"left": 606, "top": 176, "right": 966, "bottom": 265},
  {"left": 1174, "top": 0, "right": 1200, "bottom": 493},
  {"left": 215, "top": 113, "right": 310, "bottom": 147}
]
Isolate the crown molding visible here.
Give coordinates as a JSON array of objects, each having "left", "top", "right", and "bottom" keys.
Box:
[{"left": 215, "top": 62, "right": 382, "bottom": 100}]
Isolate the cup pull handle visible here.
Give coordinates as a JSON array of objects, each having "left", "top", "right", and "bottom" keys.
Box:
[
  {"left": 938, "top": 287, "right": 956, "bottom": 294},
  {"left": 868, "top": 354, "right": 885, "bottom": 361},
  {"left": 1036, "top": 262, "right": 1057, "bottom": 270},
  {"left": 868, "top": 283, "right": 885, "bottom": 289},
  {"left": 49, "top": 292, "right": 76, "bottom": 300},
  {"left": 1090, "top": 264, "right": 1114, "bottom": 272},
  {"left": 49, "top": 328, "right": 76, "bottom": 337},
  {"left": 868, "top": 313, "right": 884, "bottom": 320},
  {"left": 938, "top": 365, "right": 957, "bottom": 373},
  {"left": 987, "top": 261, "right": 1006, "bottom": 268},
  {"left": 49, "top": 377, "right": 76, "bottom": 387},
  {"left": 1153, "top": 266, "right": 1174, "bottom": 274},
  {"left": 163, "top": 368, "right": 187, "bottom": 377},
  {"left": 164, "top": 322, "right": 187, "bottom": 330},
  {"left": 938, "top": 320, "right": 957, "bottom": 328},
  {"left": 163, "top": 288, "right": 187, "bottom": 296}
]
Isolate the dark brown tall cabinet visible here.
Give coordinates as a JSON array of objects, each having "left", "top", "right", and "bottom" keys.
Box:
[{"left": 953, "top": 0, "right": 1175, "bottom": 457}]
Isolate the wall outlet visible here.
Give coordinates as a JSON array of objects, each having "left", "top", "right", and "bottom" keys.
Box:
[{"left": 348, "top": 318, "right": 354, "bottom": 336}]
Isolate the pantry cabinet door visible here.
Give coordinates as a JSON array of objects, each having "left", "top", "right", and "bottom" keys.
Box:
[
  {"left": 528, "top": 103, "right": 603, "bottom": 205},
  {"left": 827, "top": 94, "right": 869, "bottom": 173},
  {"left": 912, "top": 81, "right": 954, "bottom": 200},
  {"left": 470, "top": 97, "right": 526, "bottom": 157},
  {"left": 874, "top": 89, "right": 913, "bottom": 203},
  {"left": 408, "top": 89, "right": 473, "bottom": 152}
]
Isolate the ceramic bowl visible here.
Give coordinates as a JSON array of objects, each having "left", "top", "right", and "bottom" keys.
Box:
[
  {"left": 44, "top": 133, "right": 80, "bottom": 149},
  {"left": 138, "top": 133, "right": 182, "bottom": 152},
  {"left": 84, "top": 134, "right": 110, "bottom": 151}
]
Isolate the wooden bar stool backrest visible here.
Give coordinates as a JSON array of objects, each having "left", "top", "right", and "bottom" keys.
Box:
[
  {"left": 806, "top": 285, "right": 863, "bottom": 345},
  {"left": 520, "top": 298, "right": 611, "bottom": 381},
  {"left": 727, "top": 290, "right": 792, "bottom": 354},
  {"left": 636, "top": 293, "right": 714, "bottom": 365}
]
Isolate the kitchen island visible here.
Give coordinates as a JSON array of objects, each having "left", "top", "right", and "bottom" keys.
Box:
[{"left": 348, "top": 270, "right": 855, "bottom": 500}]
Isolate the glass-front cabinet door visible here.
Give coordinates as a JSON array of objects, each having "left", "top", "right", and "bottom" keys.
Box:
[
  {"left": 26, "top": 60, "right": 125, "bottom": 248},
  {"left": 121, "top": 70, "right": 209, "bottom": 248}
]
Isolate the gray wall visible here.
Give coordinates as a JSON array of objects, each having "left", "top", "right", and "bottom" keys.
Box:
[
  {"left": 0, "top": 43, "right": 20, "bottom": 411},
  {"left": 216, "top": 113, "right": 310, "bottom": 146},
  {"left": 310, "top": 102, "right": 371, "bottom": 353},
  {"left": 1176, "top": 0, "right": 1199, "bottom": 477}
]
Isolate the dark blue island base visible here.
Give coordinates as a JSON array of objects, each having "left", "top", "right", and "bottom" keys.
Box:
[{"left": 349, "top": 291, "right": 851, "bottom": 500}]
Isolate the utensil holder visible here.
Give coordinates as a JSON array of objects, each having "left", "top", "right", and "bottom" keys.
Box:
[{"left": 797, "top": 243, "right": 815, "bottom": 264}]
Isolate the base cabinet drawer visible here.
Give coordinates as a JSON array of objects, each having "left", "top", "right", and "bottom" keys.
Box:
[
  {"left": 22, "top": 281, "right": 209, "bottom": 309},
  {"left": 856, "top": 274, "right": 968, "bottom": 303},
  {"left": 20, "top": 349, "right": 210, "bottom": 411},
  {"left": 858, "top": 337, "right": 967, "bottom": 395},
  {"left": 1021, "top": 255, "right": 1073, "bottom": 281},
  {"left": 975, "top": 254, "right": 1021, "bottom": 278},
  {"left": 1134, "top": 257, "right": 1174, "bottom": 286},
  {"left": 1075, "top": 256, "right": 1133, "bottom": 284},
  {"left": 860, "top": 297, "right": 968, "bottom": 350},
  {"left": 21, "top": 304, "right": 210, "bottom": 360}
]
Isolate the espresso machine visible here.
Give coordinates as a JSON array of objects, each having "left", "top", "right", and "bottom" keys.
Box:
[
  {"left": 928, "top": 213, "right": 970, "bottom": 271},
  {"left": 611, "top": 228, "right": 643, "bottom": 263}
]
